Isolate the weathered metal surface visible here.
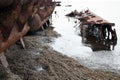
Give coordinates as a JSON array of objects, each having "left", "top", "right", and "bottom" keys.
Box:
[
  {"left": 0, "top": 0, "right": 13, "bottom": 9},
  {"left": 0, "top": 0, "right": 55, "bottom": 56},
  {"left": 78, "top": 10, "right": 117, "bottom": 44},
  {"left": 28, "top": 14, "right": 42, "bottom": 31},
  {"left": 67, "top": 10, "right": 115, "bottom": 26},
  {"left": 66, "top": 9, "right": 117, "bottom": 50},
  {"left": 29, "top": 0, "right": 56, "bottom": 32},
  {"left": 0, "top": 1, "right": 21, "bottom": 40},
  {"left": 0, "top": 23, "right": 30, "bottom": 53},
  {"left": 80, "top": 11, "right": 115, "bottom": 26}
]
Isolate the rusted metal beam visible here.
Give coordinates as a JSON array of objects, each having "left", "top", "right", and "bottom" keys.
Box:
[
  {"left": 0, "top": 23, "right": 30, "bottom": 53},
  {"left": 79, "top": 10, "right": 115, "bottom": 27}
]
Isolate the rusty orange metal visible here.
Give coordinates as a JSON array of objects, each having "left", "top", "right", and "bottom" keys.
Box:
[
  {"left": 79, "top": 10, "right": 115, "bottom": 26},
  {"left": 0, "top": 0, "right": 56, "bottom": 54}
]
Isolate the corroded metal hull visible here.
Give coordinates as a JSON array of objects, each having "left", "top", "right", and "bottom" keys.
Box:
[
  {"left": 0, "top": 0, "right": 55, "bottom": 54},
  {"left": 0, "top": 0, "right": 13, "bottom": 9},
  {"left": 29, "top": 1, "right": 56, "bottom": 31}
]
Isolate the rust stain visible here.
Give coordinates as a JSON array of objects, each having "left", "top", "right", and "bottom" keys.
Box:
[{"left": 0, "top": 0, "right": 56, "bottom": 54}]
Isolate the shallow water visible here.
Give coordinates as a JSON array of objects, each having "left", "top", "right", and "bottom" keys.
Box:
[{"left": 51, "top": 0, "right": 120, "bottom": 73}]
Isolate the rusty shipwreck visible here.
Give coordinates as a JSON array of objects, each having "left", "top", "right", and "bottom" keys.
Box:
[
  {"left": 0, "top": 0, "right": 56, "bottom": 68},
  {"left": 67, "top": 9, "right": 117, "bottom": 51}
]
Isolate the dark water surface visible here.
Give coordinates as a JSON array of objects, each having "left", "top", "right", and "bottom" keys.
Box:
[{"left": 51, "top": 0, "right": 120, "bottom": 73}]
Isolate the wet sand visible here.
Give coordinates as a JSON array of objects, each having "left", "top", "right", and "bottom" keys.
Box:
[{"left": 0, "top": 26, "right": 120, "bottom": 80}]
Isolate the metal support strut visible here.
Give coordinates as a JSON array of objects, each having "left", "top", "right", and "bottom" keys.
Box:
[
  {"left": 41, "top": 26, "right": 44, "bottom": 31},
  {"left": 20, "top": 38, "right": 26, "bottom": 49},
  {"left": 0, "top": 52, "right": 9, "bottom": 68}
]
